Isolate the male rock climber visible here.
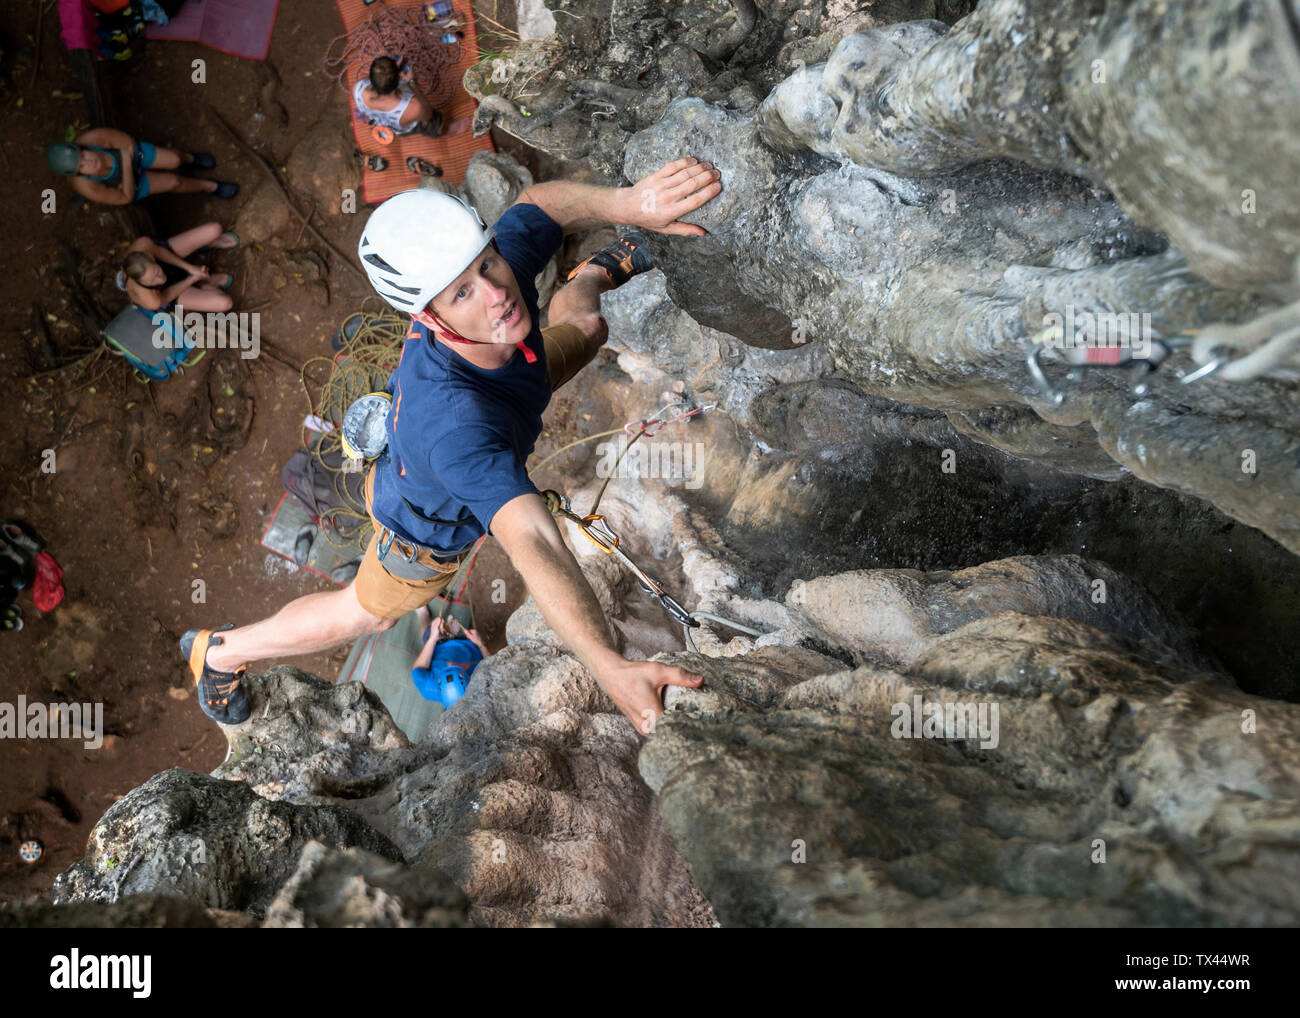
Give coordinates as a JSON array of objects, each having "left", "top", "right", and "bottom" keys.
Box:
[{"left": 182, "top": 157, "right": 724, "bottom": 734}]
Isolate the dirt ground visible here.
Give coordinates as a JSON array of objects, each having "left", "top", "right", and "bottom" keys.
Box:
[{"left": 0, "top": 0, "right": 614, "bottom": 904}]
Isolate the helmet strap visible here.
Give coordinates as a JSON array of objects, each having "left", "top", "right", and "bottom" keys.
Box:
[{"left": 422, "top": 242, "right": 536, "bottom": 361}]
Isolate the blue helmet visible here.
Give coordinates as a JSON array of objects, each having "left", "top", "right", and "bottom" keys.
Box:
[{"left": 412, "top": 637, "right": 483, "bottom": 707}]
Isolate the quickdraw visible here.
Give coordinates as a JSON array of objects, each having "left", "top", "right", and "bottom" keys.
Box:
[
  {"left": 1026, "top": 327, "right": 1207, "bottom": 404},
  {"left": 543, "top": 489, "right": 700, "bottom": 628}
]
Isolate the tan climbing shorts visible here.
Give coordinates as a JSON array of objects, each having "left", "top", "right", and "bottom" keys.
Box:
[
  {"left": 353, "top": 321, "right": 597, "bottom": 619},
  {"left": 541, "top": 320, "right": 596, "bottom": 392}
]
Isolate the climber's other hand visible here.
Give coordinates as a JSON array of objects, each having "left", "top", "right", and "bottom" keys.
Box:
[
  {"left": 627, "top": 157, "right": 722, "bottom": 237},
  {"left": 594, "top": 657, "right": 703, "bottom": 735}
]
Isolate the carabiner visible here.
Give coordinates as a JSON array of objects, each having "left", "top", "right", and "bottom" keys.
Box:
[
  {"left": 578, "top": 514, "right": 620, "bottom": 553},
  {"left": 659, "top": 592, "right": 700, "bottom": 628}
]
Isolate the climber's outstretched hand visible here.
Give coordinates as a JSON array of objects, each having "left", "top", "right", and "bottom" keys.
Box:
[
  {"left": 595, "top": 657, "right": 703, "bottom": 735},
  {"left": 627, "top": 157, "right": 723, "bottom": 237}
]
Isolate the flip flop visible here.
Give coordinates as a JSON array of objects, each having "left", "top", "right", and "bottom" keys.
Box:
[
  {"left": 211, "top": 231, "right": 239, "bottom": 249},
  {"left": 406, "top": 156, "right": 442, "bottom": 178},
  {"left": 216, "top": 273, "right": 235, "bottom": 291}
]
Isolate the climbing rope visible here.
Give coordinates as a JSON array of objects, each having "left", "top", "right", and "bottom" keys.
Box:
[
  {"left": 532, "top": 400, "right": 713, "bottom": 513},
  {"left": 1188, "top": 298, "right": 1300, "bottom": 382},
  {"left": 538, "top": 400, "right": 768, "bottom": 651},
  {"left": 323, "top": 4, "right": 460, "bottom": 110},
  {"left": 298, "top": 299, "right": 408, "bottom": 548}
]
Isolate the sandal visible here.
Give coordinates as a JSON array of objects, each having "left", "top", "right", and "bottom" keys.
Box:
[
  {"left": 406, "top": 156, "right": 442, "bottom": 178},
  {"left": 179, "top": 623, "right": 250, "bottom": 725},
  {"left": 216, "top": 273, "right": 234, "bottom": 291},
  {"left": 210, "top": 231, "right": 239, "bottom": 249}
]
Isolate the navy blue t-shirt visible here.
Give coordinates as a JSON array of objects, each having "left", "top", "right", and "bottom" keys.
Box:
[{"left": 370, "top": 201, "right": 564, "bottom": 555}]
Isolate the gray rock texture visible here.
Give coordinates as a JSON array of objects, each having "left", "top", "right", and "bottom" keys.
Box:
[
  {"left": 261, "top": 841, "right": 469, "bottom": 928},
  {"left": 51, "top": 768, "right": 401, "bottom": 918},
  {"left": 40, "top": 479, "right": 1300, "bottom": 926},
  {"left": 464, "top": 0, "right": 1300, "bottom": 555},
  {"left": 645, "top": 609, "right": 1297, "bottom": 926}
]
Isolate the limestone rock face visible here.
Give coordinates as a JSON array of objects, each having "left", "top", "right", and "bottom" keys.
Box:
[
  {"left": 463, "top": 0, "right": 1300, "bottom": 555},
  {"left": 387, "top": 640, "right": 715, "bottom": 927},
  {"left": 51, "top": 768, "right": 402, "bottom": 918},
  {"left": 644, "top": 611, "right": 1296, "bottom": 927},
  {"left": 214, "top": 666, "right": 410, "bottom": 805},
  {"left": 788, "top": 554, "right": 1214, "bottom": 671},
  {"left": 0, "top": 895, "right": 257, "bottom": 929},
  {"left": 786, "top": 0, "right": 1300, "bottom": 293},
  {"left": 261, "top": 841, "right": 469, "bottom": 928}
]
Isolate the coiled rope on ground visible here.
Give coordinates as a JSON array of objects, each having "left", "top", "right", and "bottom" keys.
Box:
[
  {"left": 323, "top": 4, "right": 460, "bottom": 110},
  {"left": 298, "top": 300, "right": 408, "bottom": 547}
]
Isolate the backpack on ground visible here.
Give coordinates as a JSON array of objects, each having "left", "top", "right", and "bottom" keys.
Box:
[{"left": 102, "top": 304, "right": 205, "bottom": 381}]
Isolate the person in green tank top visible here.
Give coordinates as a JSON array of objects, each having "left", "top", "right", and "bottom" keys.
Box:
[{"left": 45, "top": 127, "right": 239, "bottom": 206}]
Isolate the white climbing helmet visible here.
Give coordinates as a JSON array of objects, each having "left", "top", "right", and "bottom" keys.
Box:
[{"left": 358, "top": 189, "right": 495, "bottom": 313}]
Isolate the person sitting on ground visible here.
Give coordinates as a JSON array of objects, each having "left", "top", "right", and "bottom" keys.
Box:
[
  {"left": 120, "top": 223, "right": 238, "bottom": 313},
  {"left": 180, "top": 156, "right": 723, "bottom": 735},
  {"left": 411, "top": 608, "right": 489, "bottom": 707},
  {"left": 46, "top": 128, "right": 238, "bottom": 206},
  {"left": 353, "top": 56, "right": 468, "bottom": 138}
]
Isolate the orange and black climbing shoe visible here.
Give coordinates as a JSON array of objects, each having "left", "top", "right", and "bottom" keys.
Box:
[
  {"left": 566, "top": 232, "right": 654, "bottom": 287},
  {"left": 180, "top": 623, "right": 250, "bottom": 725}
]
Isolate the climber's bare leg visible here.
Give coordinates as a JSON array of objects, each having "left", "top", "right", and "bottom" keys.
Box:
[{"left": 205, "top": 583, "right": 391, "bottom": 671}]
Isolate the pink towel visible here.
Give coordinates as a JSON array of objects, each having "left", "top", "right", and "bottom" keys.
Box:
[
  {"left": 59, "top": 0, "right": 99, "bottom": 52},
  {"left": 144, "top": 0, "right": 280, "bottom": 61}
]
